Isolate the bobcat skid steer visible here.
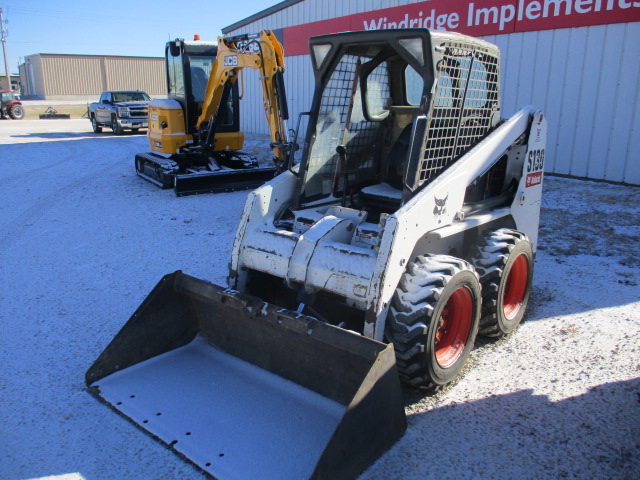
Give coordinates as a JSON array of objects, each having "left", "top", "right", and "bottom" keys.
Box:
[{"left": 87, "top": 28, "right": 546, "bottom": 480}]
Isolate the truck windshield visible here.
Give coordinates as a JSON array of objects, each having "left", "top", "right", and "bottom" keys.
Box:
[{"left": 112, "top": 92, "right": 150, "bottom": 102}]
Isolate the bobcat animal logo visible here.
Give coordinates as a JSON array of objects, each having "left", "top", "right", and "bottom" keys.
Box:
[{"left": 433, "top": 194, "right": 448, "bottom": 220}]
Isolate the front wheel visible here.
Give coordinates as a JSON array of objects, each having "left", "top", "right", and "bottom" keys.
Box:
[
  {"left": 91, "top": 115, "right": 102, "bottom": 133},
  {"left": 472, "top": 229, "right": 534, "bottom": 337},
  {"left": 111, "top": 115, "right": 123, "bottom": 135},
  {"left": 9, "top": 104, "right": 24, "bottom": 120},
  {"left": 386, "top": 254, "right": 481, "bottom": 390}
]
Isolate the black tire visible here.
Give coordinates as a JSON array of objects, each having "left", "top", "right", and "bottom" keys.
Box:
[
  {"left": 111, "top": 115, "right": 123, "bottom": 135},
  {"left": 91, "top": 115, "right": 102, "bottom": 133},
  {"left": 471, "top": 229, "right": 534, "bottom": 337},
  {"left": 386, "top": 254, "right": 481, "bottom": 390},
  {"left": 9, "top": 104, "right": 24, "bottom": 120}
]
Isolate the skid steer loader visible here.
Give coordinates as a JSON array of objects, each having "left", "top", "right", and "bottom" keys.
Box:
[
  {"left": 87, "top": 28, "right": 546, "bottom": 479},
  {"left": 135, "top": 30, "right": 290, "bottom": 196}
]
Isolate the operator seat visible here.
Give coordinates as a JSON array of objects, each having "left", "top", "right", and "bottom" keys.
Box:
[
  {"left": 190, "top": 66, "right": 208, "bottom": 103},
  {"left": 359, "top": 123, "right": 412, "bottom": 212}
]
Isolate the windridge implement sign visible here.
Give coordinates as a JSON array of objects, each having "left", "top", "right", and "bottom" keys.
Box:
[{"left": 282, "top": 0, "right": 640, "bottom": 55}]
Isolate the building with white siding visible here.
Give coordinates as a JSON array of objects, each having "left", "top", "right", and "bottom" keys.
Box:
[
  {"left": 18, "top": 53, "right": 165, "bottom": 100},
  {"left": 223, "top": 0, "right": 640, "bottom": 185}
]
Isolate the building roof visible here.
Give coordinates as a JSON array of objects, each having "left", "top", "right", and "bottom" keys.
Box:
[
  {"left": 22, "top": 53, "right": 163, "bottom": 62},
  {"left": 222, "top": 0, "right": 304, "bottom": 33}
]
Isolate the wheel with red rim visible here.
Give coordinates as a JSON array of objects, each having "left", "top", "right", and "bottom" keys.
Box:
[
  {"left": 435, "top": 286, "right": 473, "bottom": 368},
  {"left": 472, "top": 229, "right": 534, "bottom": 337},
  {"left": 386, "top": 254, "right": 481, "bottom": 390}
]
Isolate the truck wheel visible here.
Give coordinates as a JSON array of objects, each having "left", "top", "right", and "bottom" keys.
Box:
[
  {"left": 386, "top": 254, "right": 481, "bottom": 390},
  {"left": 471, "top": 229, "right": 534, "bottom": 337},
  {"left": 9, "top": 104, "right": 24, "bottom": 120},
  {"left": 111, "top": 115, "right": 123, "bottom": 135},
  {"left": 91, "top": 115, "right": 102, "bottom": 133}
]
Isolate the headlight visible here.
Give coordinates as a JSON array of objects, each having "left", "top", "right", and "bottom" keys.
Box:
[{"left": 117, "top": 107, "right": 130, "bottom": 117}]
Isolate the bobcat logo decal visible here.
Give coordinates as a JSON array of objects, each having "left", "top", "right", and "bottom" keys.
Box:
[{"left": 433, "top": 194, "right": 448, "bottom": 222}]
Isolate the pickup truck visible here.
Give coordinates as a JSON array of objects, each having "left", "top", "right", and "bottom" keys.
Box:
[{"left": 89, "top": 90, "right": 151, "bottom": 134}]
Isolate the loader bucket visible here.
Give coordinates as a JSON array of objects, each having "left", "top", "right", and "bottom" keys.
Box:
[{"left": 86, "top": 271, "right": 406, "bottom": 480}]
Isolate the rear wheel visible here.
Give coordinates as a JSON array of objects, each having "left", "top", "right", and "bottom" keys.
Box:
[
  {"left": 91, "top": 115, "right": 102, "bottom": 133},
  {"left": 9, "top": 104, "right": 24, "bottom": 120},
  {"left": 111, "top": 115, "right": 123, "bottom": 135},
  {"left": 386, "top": 255, "right": 481, "bottom": 390},
  {"left": 472, "top": 229, "right": 534, "bottom": 337}
]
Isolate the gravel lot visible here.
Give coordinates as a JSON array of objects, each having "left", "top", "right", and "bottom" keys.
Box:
[{"left": 1, "top": 119, "right": 638, "bottom": 480}]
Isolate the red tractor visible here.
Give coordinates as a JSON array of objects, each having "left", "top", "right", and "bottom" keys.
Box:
[{"left": 0, "top": 90, "right": 24, "bottom": 119}]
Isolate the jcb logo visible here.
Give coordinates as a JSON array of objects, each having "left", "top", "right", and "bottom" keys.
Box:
[{"left": 224, "top": 55, "right": 238, "bottom": 67}]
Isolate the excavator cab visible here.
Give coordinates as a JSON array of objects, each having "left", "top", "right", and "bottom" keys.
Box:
[{"left": 165, "top": 38, "right": 240, "bottom": 142}]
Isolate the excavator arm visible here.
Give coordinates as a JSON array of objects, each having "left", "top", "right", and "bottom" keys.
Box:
[{"left": 197, "top": 30, "right": 290, "bottom": 166}]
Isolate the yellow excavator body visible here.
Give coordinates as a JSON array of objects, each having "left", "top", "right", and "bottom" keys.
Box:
[
  {"left": 147, "top": 100, "right": 190, "bottom": 154},
  {"left": 148, "top": 100, "right": 245, "bottom": 154}
]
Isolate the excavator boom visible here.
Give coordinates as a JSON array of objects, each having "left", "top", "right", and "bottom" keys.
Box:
[{"left": 197, "top": 31, "right": 290, "bottom": 164}]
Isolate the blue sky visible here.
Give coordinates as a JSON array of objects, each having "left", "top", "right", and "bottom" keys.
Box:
[{"left": 1, "top": 0, "right": 280, "bottom": 74}]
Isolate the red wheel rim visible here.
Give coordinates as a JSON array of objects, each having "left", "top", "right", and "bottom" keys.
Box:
[
  {"left": 503, "top": 254, "right": 529, "bottom": 320},
  {"left": 435, "top": 287, "right": 473, "bottom": 368}
]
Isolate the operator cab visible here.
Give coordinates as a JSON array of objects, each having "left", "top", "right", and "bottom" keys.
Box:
[
  {"left": 287, "top": 29, "right": 504, "bottom": 226},
  {"left": 165, "top": 38, "right": 239, "bottom": 135}
]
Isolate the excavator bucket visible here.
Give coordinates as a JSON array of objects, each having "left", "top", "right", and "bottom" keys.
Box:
[{"left": 86, "top": 271, "right": 406, "bottom": 480}]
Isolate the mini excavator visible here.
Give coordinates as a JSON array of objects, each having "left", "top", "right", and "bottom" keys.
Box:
[{"left": 135, "top": 30, "right": 291, "bottom": 196}]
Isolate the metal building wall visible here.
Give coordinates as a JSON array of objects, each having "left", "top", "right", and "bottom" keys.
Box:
[
  {"left": 21, "top": 55, "right": 45, "bottom": 98},
  {"left": 19, "top": 54, "right": 165, "bottom": 100},
  {"left": 41, "top": 56, "right": 104, "bottom": 96},
  {"left": 225, "top": 0, "right": 640, "bottom": 185},
  {"left": 484, "top": 22, "right": 640, "bottom": 185},
  {"left": 104, "top": 57, "right": 165, "bottom": 94}
]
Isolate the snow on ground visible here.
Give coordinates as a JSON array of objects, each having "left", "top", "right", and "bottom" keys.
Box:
[{"left": 1, "top": 119, "right": 638, "bottom": 480}]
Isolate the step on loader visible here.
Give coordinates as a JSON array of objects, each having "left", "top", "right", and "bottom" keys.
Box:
[
  {"left": 135, "top": 31, "right": 291, "bottom": 196},
  {"left": 88, "top": 28, "right": 547, "bottom": 479}
]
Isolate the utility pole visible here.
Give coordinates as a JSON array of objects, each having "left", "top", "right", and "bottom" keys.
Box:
[{"left": 1, "top": 8, "right": 10, "bottom": 91}]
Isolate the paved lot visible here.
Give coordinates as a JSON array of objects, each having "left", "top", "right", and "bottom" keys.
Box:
[{"left": 1, "top": 120, "right": 638, "bottom": 480}]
